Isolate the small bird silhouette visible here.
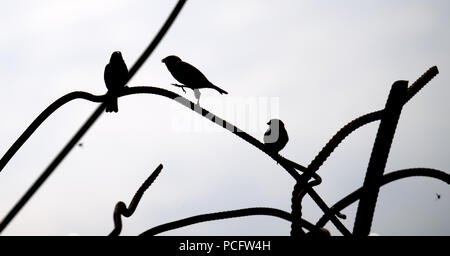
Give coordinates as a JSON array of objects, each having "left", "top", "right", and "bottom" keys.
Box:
[
  {"left": 162, "top": 55, "right": 227, "bottom": 104},
  {"left": 263, "top": 119, "right": 289, "bottom": 153},
  {"left": 78, "top": 143, "right": 83, "bottom": 147},
  {"left": 104, "top": 51, "right": 129, "bottom": 112}
]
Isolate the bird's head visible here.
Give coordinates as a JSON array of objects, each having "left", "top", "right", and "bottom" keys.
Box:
[
  {"left": 267, "top": 119, "right": 285, "bottom": 127},
  {"left": 110, "top": 51, "right": 123, "bottom": 62},
  {"left": 162, "top": 55, "right": 181, "bottom": 65}
]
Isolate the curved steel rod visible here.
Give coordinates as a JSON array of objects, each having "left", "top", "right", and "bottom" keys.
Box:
[
  {"left": 0, "top": 85, "right": 311, "bottom": 234},
  {"left": 0, "top": 92, "right": 104, "bottom": 173},
  {"left": 0, "top": 86, "right": 310, "bottom": 179},
  {"left": 110, "top": 164, "right": 164, "bottom": 236},
  {"left": 315, "top": 168, "right": 450, "bottom": 227},
  {"left": 0, "top": 0, "right": 187, "bottom": 234},
  {"left": 139, "top": 207, "right": 317, "bottom": 236},
  {"left": 122, "top": 86, "right": 311, "bottom": 177}
]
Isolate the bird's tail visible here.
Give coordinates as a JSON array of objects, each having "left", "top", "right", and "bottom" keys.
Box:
[
  {"left": 105, "top": 96, "right": 118, "bottom": 113},
  {"left": 210, "top": 84, "right": 228, "bottom": 94}
]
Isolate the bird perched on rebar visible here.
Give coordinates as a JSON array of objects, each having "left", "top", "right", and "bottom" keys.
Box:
[
  {"left": 162, "top": 55, "right": 227, "bottom": 104},
  {"left": 263, "top": 119, "right": 289, "bottom": 153},
  {"left": 104, "top": 51, "right": 129, "bottom": 112}
]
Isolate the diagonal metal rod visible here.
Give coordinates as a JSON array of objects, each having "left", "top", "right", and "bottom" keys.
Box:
[
  {"left": 0, "top": 0, "right": 187, "bottom": 234},
  {"left": 353, "top": 80, "right": 408, "bottom": 236},
  {"left": 0, "top": 104, "right": 106, "bottom": 233}
]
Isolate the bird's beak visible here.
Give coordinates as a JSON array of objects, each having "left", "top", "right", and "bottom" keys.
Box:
[
  {"left": 161, "top": 58, "right": 166, "bottom": 63},
  {"left": 267, "top": 121, "right": 271, "bottom": 125}
]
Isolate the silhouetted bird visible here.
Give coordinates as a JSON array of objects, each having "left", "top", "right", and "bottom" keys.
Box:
[
  {"left": 263, "top": 119, "right": 289, "bottom": 153},
  {"left": 162, "top": 55, "right": 227, "bottom": 104},
  {"left": 78, "top": 143, "right": 83, "bottom": 147},
  {"left": 104, "top": 51, "right": 129, "bottom": 112}
]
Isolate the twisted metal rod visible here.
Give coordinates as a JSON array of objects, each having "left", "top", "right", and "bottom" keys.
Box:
[
  {"left": 303, "top": 66, "right": 438, "bottom": 184},
  {"left": 290, "top": 182, "right": 306, "bottom": 236},
  {"left": 139, "top": 207, "right": 317, "bottom": 236},
  {"left": 109, "top": 164, "right": 164, "bottom": 236},
  {"left": 316, "top": 168, "right": 450, "bottom": 228},
  {"left": 0, "top": 0, "right": 187, "bottom": 234},
  {"left": 288, "top": 66, "right": 438, "bottom": 236},
  {"left": 290, "top": 180, "right": 351, "bottom": 236}
]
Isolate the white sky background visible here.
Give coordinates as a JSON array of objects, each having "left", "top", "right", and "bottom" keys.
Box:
[{"left": 0, "top": 0, "right": 449, "bottom": 236}]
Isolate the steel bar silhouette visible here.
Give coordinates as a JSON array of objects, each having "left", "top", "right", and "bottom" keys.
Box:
[
  {"left": 139, "top": 207, "right": 316, "bottom": 236},
  {"left": 316, "top": 168, "right": 450, "bottom": 228},
  {"left": 287, "top": 67, "right": 438, "bottom": 236},
  {"left": 353, "top": 80, "right": 408, "bottom": 236},
  {"left": 0, "top": 64, "right": 438, "bottom": 235},
  {"left": 0, "top": 92, "right": 104, "bottom": 173},
  {"left": 0, "top": 104, "right": 106, "bottom": 233},
  {"left": 0, "top": 0, "right": 187, "bottom": 234},
  {"left": 110, "top": 164, "right": 164, "bottom": 236},
  {"left": 300, "top": 66, "right": 438, "bottom": 183},
  {"left": 0, "top": 0, "right": 444, "bottom": 237}
]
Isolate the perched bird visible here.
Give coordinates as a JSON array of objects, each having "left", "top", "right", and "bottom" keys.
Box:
[
  {"left": 104, "top": 51, "right": 129, "bottom": 112},
  {"left": 162, "top": 55, "right": 227, "bottom": 104},
  {"left": 263, "top": 119, "right": 289, "bottom": 153}
]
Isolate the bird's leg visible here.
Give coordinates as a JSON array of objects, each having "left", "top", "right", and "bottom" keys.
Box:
[
  {"left": 171, "top": 83, "right": 187, "bottom": 93},
  {"left": 194, "top": 89, "right": 201, "bottom": 105}
]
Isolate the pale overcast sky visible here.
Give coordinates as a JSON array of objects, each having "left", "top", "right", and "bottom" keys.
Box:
[{"left": 0, "top": 0, "right": 449, "bottom": 235}]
